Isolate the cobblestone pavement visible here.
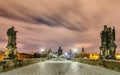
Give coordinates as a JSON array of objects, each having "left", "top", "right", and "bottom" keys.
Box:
[{"left": 0, "top": 58, "right": 120, "bottom": 75}]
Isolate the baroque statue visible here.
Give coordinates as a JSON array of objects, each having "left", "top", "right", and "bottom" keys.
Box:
[
  {"left": 100, "top": 25, "right": 117, "bottom": 59},
  {"left": 4, "top": 26, "right": 18, "bottom": 60},
  {"left": 6, "top": 26, "right": 17, "bottom": 48}
]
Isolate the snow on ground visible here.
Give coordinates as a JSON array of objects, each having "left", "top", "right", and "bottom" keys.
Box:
[{"left": 0, "top": 58, "right": 120, "bottom": 75}]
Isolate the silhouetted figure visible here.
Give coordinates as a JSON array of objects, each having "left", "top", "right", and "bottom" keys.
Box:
[{"left": 58, "top": 46, "right": 63, "bottom": 57}]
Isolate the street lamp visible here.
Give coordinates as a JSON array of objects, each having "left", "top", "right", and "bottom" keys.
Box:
[
  {"left": 39, "top": 48, "right": 45, "bottom": 59},
  {"left": 40, "top": 48, "right": 45, "bottom": 54},
  {"left": 65, "top": 52, "right": 68, "bottom": 56},
  {"left": 72, "top": 48, "right": 78, "bottom": 53},
  {"left": 72, "top": 48, "right": 78, "bottom": 59}
]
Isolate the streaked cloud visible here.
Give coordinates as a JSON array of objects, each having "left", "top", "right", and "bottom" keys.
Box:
[{"left": 0, "top": 0, "right": 120, "bottom": 53}]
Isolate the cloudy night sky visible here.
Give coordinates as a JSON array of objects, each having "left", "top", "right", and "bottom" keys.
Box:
[{"left": 0, "top": 0, "right": 120, "bottom": 53}]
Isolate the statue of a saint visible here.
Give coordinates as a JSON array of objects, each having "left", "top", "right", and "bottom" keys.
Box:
[
  {"left": 100, "top": 25, "right": 117, "bottom": 59},
  {"left": 6, "top": 26, "right": 17, "bottom": 48},
  {"left": 4, "top": 26, "right": 18, "bottom": 60},
  {"left": 107, "top": 27, "right": 115, "bottom": 43},
  {"left": 100, "top": 25, "right": 108, "bottom": 44}
]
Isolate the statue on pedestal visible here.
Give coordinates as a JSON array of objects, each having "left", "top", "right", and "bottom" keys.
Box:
[
  {"left": 4, "top": 26, "right": 18, "bottom": 60},
  {"left": 100, "top": 25, "right": 117, "bottom": 59}
]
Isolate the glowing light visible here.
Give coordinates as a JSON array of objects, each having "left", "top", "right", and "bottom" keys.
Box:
[
  {"left": 65, "top": 52, "right": 68, "bottom": 56},
  {"left": 90, "top": 54, "right": 99, "bottom": 60},
  {"left": 39, "top": 48, "right": 45, "bottom": 53},
  {"left": 72, "top": 48, "right": 78, "bottom": 53},
  {"left": 116, "top": 54, "right": 120, "bottom": 60}
]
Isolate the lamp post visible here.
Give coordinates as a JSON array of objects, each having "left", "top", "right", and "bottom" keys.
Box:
[
  {"left": 40, "top": 48, "right": 45, "bottom": 58},
  {"left": 72, "top": 48, "right": 78, "bottom": 59}
]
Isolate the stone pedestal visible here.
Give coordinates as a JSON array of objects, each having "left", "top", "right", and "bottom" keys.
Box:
[{"left": 4, "top": 47, "right": 18, "bottom": 60}]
